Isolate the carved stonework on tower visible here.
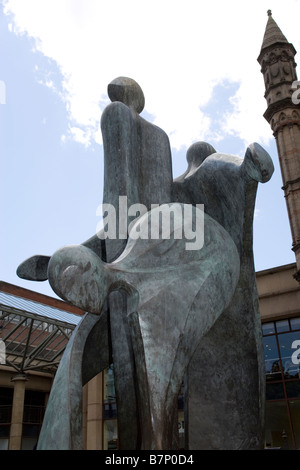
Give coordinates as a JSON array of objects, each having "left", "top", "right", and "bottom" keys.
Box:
[{"left": 258, "top": 11, "right": 300, "bottom": 281}]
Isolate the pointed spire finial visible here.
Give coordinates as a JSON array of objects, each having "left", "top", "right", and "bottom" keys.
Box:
[{"left": 258, "top": 9, "right": 291, "bottom": 57}]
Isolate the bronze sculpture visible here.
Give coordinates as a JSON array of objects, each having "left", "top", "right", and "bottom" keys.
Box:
[{"left": 17, "top": 77, "right": 274, "bottom": 449}]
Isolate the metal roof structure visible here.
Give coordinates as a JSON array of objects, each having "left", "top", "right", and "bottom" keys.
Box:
[{"left": 0, "top": 291, "right": 82, "bottom": 375}]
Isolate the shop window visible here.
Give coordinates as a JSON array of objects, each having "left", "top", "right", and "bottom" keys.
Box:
[
  {"left": 285, "top": 381, "right": 300, "bottom": 399},
  {"left": 0, "top": 425, "right": 10, "bottom": 439},
  {"left": 291, "top": 318, "right": 300, "bottom": 331},
  {"left": 289, "top": 400, "right": 300, "bottom": 449},
  {"left": 262, "top": 322, "right": 275, "bottom": 335},
  {"left": 265, "top": 401, "right": 292, "bottom": 449},
  {"left": 262, "top": 316, "right": 300, "bottom": 449},
  {"left": 276, "top": 320, "right": 290, "bottom": 333},
  {"left": 22, "top": 424, "right": 40, "bottom": 449},
  {"left": 263, "top": 335, "right": 281, "bottom": 381},
  {"left": 178, "top": 410, "right": 184, "bottom": 449},
  {"left": 266, "top": 382, "right": 285, "bottom": 400},
  {"left": 103, "top": 402, "right": 117, "bottom": 419},
  {"left": 103, "top": 420, "right": 118, "bottom": 450},
  {"left": 23, "top": 391, "right": 45, "bottom": 425},
  {"left": 278, "top": 331, "right": 300, "bottom": 379},
  {"left": 0, "top": 387, "right": 12, "bottom": 448}
]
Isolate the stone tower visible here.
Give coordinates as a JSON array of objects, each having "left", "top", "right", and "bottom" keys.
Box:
[{"left": 258, "top": 10, "right": 300, "bottom": 281}]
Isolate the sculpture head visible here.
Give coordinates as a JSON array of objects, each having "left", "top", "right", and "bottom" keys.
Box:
[
  {"left": 47, "top": 245, "right": 110, "bottom": 315},
  {"left": 186, "top": 141, "right": 216, "bottom": 175},
  {"left": 108, "top": 76, "right": 145, "bottom": 114}
]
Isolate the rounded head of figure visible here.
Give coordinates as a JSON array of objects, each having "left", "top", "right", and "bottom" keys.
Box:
[
  {"left": 108, "top": 76, "right": 145, "bottom": 114},
  {"left": 186, "top": 141, "right": 216, "bottom": 169},
  {"left": 47, "top": 245, "right": 108, "bottom": 315}
]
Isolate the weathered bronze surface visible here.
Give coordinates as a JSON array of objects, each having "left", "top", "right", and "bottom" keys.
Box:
[{"left": 17, "top": 77, "right": 274, "bottom": 450}]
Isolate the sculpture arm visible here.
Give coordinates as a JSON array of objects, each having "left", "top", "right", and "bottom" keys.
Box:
[{"left": 16, "top": 229, "right": 106, "bottom": 281}]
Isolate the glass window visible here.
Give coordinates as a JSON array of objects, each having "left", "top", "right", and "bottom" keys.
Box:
[
  {"left": 103, "top": 403, "right": 117, "bottom": 419},
  {"left": 0, "top": 425, "right": 10, "bottom": 438},
  {"left": 291, "top": 318, "right": 300, "bottom": 331},
  {"left": 289, "top": 400, "right": 300, "bottom": 449},
  {"left": 285, "top": 381, "right": 300, "bottom": 399},
  {"left": 263, "top": 336, "right": 281, "bottom": 381},
  {"left": 22, "top": 424, "right": 39, "bottom": 437},
  {"left": 103, "top": 366, "right": 118, "bottom": 448},
  {"left": 0, "top": 439, "right": 8, "bottom": 450},
  {"left": 276, "top": 320, "right": 290, "bottom": 333},
  {"left": 262, "top": 322, "right": 275, "bottom": 336},
  {"left": 0, "top": 405, "right": 12, "bottom": 424},
  {"left": 266, "top": 382, "right": 285, "bottom": 400},
  {"left": 265, "top": 401, "right": 293, "bottom": 449},
  {"left": 0, "top": 387, "right": 13, "bottom": 404},
  {"left": 103, "top": 419, "right": 118, "bottom": 450},
  {"left": 103, "top": 366, "right": 116, "bottom": 403},
  {"left": 178, "top": 410, "right": 185, "bottom": 449},
  {"left": 24, "top": 390, "right": 45, "bottom": 406},
  {"left": 178, "top": 394, "right": 184, "bottom": 410},
  {"left": 21, "top": 437, "right": 38, "bottom": 450},
  {"left": 278, "top": 331, "right": 300, "bottom": 379},
  {"left": 262, "top": 319, "right": 300, "bottom": 449}
]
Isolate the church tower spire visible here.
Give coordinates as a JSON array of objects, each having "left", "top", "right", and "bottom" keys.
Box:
[{"left": 258, "top": 11, "right": 300, "bottom": 281}]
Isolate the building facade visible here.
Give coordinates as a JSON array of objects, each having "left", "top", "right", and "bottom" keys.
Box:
[
  {"left": 0, "top": 281, "right": 82, "bottom": 450},
  {"left": 257, "top": 263, "right": 300, "bottom": 449}
]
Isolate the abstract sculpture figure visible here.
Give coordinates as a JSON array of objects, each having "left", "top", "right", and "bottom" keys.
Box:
[{"left": 17, "top": 77, "right": 274, "bottom": 450}]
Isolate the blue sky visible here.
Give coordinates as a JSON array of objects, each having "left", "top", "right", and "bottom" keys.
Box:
[{"left": 1, "top": 0, "right": 299, "bottom": 298}]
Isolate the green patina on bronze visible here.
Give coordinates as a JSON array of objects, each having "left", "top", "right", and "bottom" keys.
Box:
[{"left": 17, "top": 77, "right": 274, "bottom": 450}]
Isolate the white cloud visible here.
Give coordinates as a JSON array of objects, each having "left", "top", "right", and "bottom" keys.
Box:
[
  {"left": 3, "top": 0, "right": 300, "bottom": 150},
  {"left": 221, "top": 76, "right": 273, "bottom": 145}
]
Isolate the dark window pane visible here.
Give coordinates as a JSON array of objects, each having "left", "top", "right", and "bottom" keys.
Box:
[
  {"left": 265, "top": 401, "right": 293, "bottom": 449},
  {"left": 0, "top": 425, "right": 10, "bottom": 438},
  {"left": 291, "top": 318, "right": 300, "bottom": 331},
  {"left": 23, "top": 405, "right": 44, "bottom": 423},
  {"left": 24, "top": 390, "right": 45, "bottom": 406},
  {"left": 0, "top": 405, "right": 12, "bottom": 423},
  {"left": 263, "top": 336, "right": 281, "bottom": 380},
  {"left": 178, "top": 410, "right": 184, "bottom": 449},
  {"left": 0, "top": 387, "right": 13, "bottom": 404},
  {"left": 276, "top": 320, "right": 290, "bottom": 333},
  {"left": 104, "top": 403, "right": 117, "bottom": 419},
  {"left": 289, "top": 400, "right": 300, "bottom": 449},
  {"left": 104, "top": 420, "right": 118, "bottom": 450},
  {"left": 286, "top": 381, "right": 300, "bottom": 399},
  {"left": 262, "top": 322, "right": 275, "bottom": 336},
  {"left": 178, "top": 394, "right": 184, "bottom": 410},
  {"left": 278, "top": 331, "right": 300, "bottom": 378},
  {"left": 266, "top": 382, "right": 285, "bottom": 400},
  {"left": 104, "top": 366, "right": 116, "bottom": 402},
  {"left": 22, "top": 424, "right": 39, "bottom": 437}
]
